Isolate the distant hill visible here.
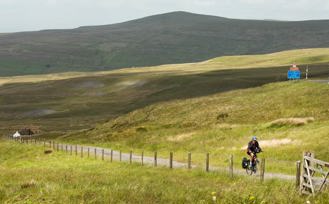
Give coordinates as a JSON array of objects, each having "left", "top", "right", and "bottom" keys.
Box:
[{"left": 1, "top": 11, "right": 329, "bottom": 76}]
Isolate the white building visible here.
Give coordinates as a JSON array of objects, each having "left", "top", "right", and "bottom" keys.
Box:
[{"left": 13, "top": 131, "right": 21, "bottom": 138}]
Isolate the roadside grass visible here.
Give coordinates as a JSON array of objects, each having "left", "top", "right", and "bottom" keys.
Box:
[{"left": 1, "top": 140, "right": 328, "bottom": 203}]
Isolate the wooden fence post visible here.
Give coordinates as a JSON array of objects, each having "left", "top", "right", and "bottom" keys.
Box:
[
  {"left": 141, "top": 151, "right": 144, "bottom": 166},
  {"left": 102, "top": 149, "right": 105, "bottom": 161},
  {"left": 296, "top": 161, "right": 301, "bottom": 189},
  {"left": 75, "top": 145, "right": 78, "bottom": 156},
  {"left": 229, "top": 154, "right": 234, "bottom": 178},
  {"left": 260, "top": 158, "right": 265, "bottom": 182},
  {"left": 154, "top": 152, "right": 158, "bottom": 167},
  {"left": 188, "top": 152, "right": 192, "bottom": 169},
  {"left": 119, "top": 151, "right": 122, "bottom": 161},
  {"left": 206, "top": 153, "right": 210, "bottom": 172},
  {"left": 94, "top": 148, "right": 97, "bottom": 159},
  {"left": 65, "top": 145, "right": 68, "bottom": 153},
  {"left": 169, "top": 152, "right": 173, "bottom": 169},
  {"left": 110, "top": 150, "right": 113, "bottom": 162},
  {"left": 129, "top": 151, "right": 132, "bottom": 164},
  {"left": 300, "top": 152, "right": 306, "bottom": 193},
  {"left": 88, "top": 148, "right": 90, "bottom": 158},
  {"left": 70, "top": 145, "right": 72, "bottom": 155},
  {"left": 81, "top": 146, "right": 83, "bottom": 158},
  {"left": 310, "top": 152, "right": 315, "bottom": 168}
]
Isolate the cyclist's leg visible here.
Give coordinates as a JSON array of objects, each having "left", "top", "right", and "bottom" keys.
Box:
[
  {"left": 251, "top": 154, "right": 256, "bottom": 167},
  {"left": 248, "top": 152, "right": 253, "bottom": 167}
]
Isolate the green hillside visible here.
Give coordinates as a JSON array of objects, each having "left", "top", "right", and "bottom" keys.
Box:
[
  {"left": 62, "top": 81, "right": 329, "bottom": 174},
  {"left": 0, "top": 49, "right": 328, "bottom": 174},
  {"left": 0, "top": 52, "right": 328, "bottom": 137},
  {"left": 208, "top": 48, "right": 329, "bottom": 68},
  {"left": 1, "top": 11, "right": 329, "bottom": 76}
]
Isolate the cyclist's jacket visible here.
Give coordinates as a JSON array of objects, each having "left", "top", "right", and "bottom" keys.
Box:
[{"left": 247, "top": 141, "right": 261, "bottom": 154}]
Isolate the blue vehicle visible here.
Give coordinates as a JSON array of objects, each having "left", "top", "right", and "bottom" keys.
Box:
[{"left": 288, "top": 64, "right": 301, "bottom": 80}]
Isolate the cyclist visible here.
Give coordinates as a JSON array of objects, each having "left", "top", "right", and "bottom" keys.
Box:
[{"left": 246, "top": 136, "right": 262, "bottom": 168}]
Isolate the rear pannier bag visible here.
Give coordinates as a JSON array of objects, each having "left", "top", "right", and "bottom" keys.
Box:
[{"left": 242, "top": 157, "right": 249, "bottom": 169}]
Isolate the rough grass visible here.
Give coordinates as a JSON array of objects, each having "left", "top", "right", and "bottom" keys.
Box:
[
  {"left": 0, "top": 54, "right": 328, "bottom": 137},
  {"left": 0, "top": 49, "right": 329, "bottom": 176},
  {"left": 208, "top": 48, "right": 329, "bottom": 69},
  {"left": 1, "top": 140, "right": 328, "bottom": 203},
  {"left": 63, "top": 81, "right": 329, "bottom": 174},
  {"left": 269, "top": 117, "right": 315, "bottom": 127}
]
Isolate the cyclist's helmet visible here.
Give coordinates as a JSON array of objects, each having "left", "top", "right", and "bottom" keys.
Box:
[{"left": 252, "top": 136, "right": 257, "bottom": 141}]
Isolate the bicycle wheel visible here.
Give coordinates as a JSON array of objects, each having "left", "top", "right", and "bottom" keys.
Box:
[
  {"left": 253, "top": 165, "right": 257, "bottom": 174},
  {"left": 246, "top": 167, "right": 253, "bottom": 175}
]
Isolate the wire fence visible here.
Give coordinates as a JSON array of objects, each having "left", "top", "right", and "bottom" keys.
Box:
[{"left": 9, "top": 136, "right": 268, "bottom": 183}]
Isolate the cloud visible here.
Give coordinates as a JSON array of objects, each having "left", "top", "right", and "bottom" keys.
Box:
[{"left": 0, "top": 0, "right": 329, "bottom": 32}]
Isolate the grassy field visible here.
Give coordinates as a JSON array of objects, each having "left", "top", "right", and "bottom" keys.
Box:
[
  {"left": 207, "top": 48, "right": 329, "bottom": 69},
  {"left": 1, "top": 139, "right": 328, "bottom": 203},
  {"left": 0, "top": 49, "right": 329, "bottom": 175},
  {"left": 59, "top": 80, "right": 329, "bottom": 174},
  {"left": 1, "top": 48, "right": 329, "bottom": 202}
]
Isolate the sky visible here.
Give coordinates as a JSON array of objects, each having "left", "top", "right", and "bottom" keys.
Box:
[{"left": 1, "top": 0, "right": 329, "bottom": 33}]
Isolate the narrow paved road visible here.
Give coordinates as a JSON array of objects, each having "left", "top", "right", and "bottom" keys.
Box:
[
  {"left": 57, "top": 143, "right": 296, "bottom": 181},
  {"left": 310, "top": 79, "right": 329, "bottom": 84}
]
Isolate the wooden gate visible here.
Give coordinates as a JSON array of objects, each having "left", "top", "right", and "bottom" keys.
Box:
[{"left": 300, "top": 152, "right": 329, "bottom": 196}]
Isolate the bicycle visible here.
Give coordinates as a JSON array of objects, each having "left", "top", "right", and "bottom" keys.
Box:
[
  {"left": 245, "top": 155, "right": 259, "bottom": 175},
  {"left": 242, "top": 149, "right": 262, "bottom": 175}
]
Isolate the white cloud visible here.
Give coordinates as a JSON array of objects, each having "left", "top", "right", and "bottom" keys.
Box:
[{"left": 0, "top": 0, "right": 329, "bottom": 32}]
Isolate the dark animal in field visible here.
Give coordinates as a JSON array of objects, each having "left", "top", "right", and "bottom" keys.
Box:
[
  {"left": 19, "top": 128, "right": 34, "bottom": 136},
  {"left": 217, "top": 112, "right": 229, "bottom": 121},
  {"left": 44, "top": 150, "right": 53, "bottom": 154}
]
